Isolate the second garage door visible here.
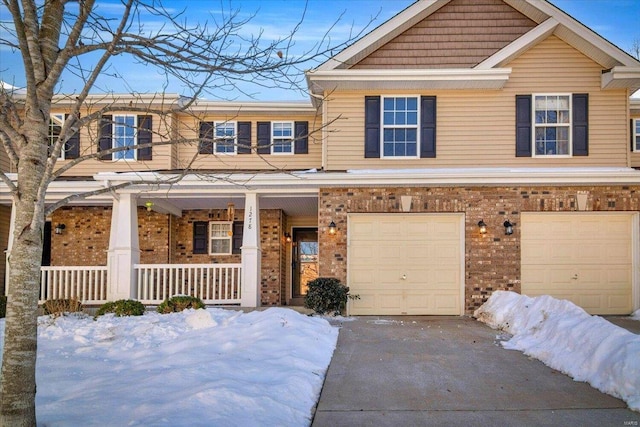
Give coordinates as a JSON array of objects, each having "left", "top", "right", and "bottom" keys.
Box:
[{"left": 347, "top": 214, "right": 464, "bottom": 315}]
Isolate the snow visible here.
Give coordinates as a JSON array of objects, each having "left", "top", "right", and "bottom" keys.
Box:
[
  {"left": 475, "top": 291, "right": 640, "bottom": 412},
  {"left": 0, "top": 307, "right": 338, "bottom": 426}
]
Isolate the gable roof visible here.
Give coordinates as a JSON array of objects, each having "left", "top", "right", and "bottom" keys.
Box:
[{"left": 306, "top": 0, "right": 640, "bottom": 97}]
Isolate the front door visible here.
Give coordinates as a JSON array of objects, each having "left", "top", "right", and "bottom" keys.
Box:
[{"left": 292, "top": 228, "right": 318, "bottom": 297}]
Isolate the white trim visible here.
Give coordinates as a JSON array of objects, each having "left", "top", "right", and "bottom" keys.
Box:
[
  {"left": 209, "top": 221, "right": 233, "bottom": 255},
  {"left": 49, "top": 113, "right": 66, "bottom": 160},
  {"left": 602, "top": 67, "right": 640, "bottom": 92},
  {"left": 270, "top": 121, "right": 294, "bottom": 155},
  {"left": 475, "top": 17, "right": 559, "bottom": 69},
  {"left": 380, "top": 95, "right": 420, "bottom": 159},
  {"left": 112, "top": 114, "right": 138, "bottom": 162},
  {"left": 531, "top": 93, "right": 573, "bottom": 157},
  {"left": 213, "top": 121, "right": 237, "bottom": 155}
]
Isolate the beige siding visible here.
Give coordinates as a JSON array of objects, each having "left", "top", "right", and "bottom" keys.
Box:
[
  {"left": 353, "top": 0, "right": 536, "bottom": 69},
  {"left": 52, "top": 109, "right": 175, "bottom": 177},
  {"left": 176, "top": 112, "right": 323, "bottom": 171},
  {"left": 325, "top": 36, "right": 630, "bottom": 170}
]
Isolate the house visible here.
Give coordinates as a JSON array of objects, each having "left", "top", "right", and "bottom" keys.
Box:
[{"left": 2, "top": 0, "right": 640, "bottom": 316}]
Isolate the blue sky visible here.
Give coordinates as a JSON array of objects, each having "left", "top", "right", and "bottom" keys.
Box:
[{"left": 0, "top": 0, "right": 638, "bottom": 100}]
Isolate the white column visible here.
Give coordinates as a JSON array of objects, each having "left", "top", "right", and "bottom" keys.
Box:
[
  {"left": 4, "top": 202, "right": 16, "bottom": 295},
  {"left": 241, "top": 192, "right": 261, "bottom": 307},
  {"left": 107, "top": 193, "right": 140, "bottom": 301}
]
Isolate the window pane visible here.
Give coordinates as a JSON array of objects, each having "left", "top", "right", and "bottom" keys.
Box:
[
  {"left": 211, "top": 239, "right": 230, "bottom": 254},
  {"left": 383, "top": 112, "right": 394, "bottom": 125},
  {"left": 406, "top": 97, "right": 417, "bottom": 110},
  {"left": 396, "top": 97, "right": 405, "bottom": 110},
  {"left": 395, "top": 112, "right": 405, "bottom": 125},
  {"left": 407, "top": 112, "right": 417, "bottom": 125},
  {"left": 383, "top": 98, "right": 394, "bottom": 110},
  {"left": 383, "top": 142, "right": 394, "bottom": 156},
  {"left": 406, "top": 142, "right": 417, "bottom": 156}
]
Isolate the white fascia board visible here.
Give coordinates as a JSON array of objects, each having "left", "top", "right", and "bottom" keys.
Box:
[
  {"left": 602, "top": 67, "right": 640, "bottom": 92},
  {"left": 306, "top": 68, "right": 511, "bottom": 94},
  {"left": 316, "top": 0, "right": 449, "bottom": 71},
  {"left": 523, "top": 0, "right": 640, "bottom": 68},
  {"left": 184, "top": 100, "right": 315, "bottom": 114},
  {"left": 475, "top": 18, "right": 559, "bottom": 70}
]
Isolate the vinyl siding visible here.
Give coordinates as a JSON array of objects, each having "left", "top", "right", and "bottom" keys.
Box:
[
  {"left": 325, "top": 36, "right": 629, "bottom": 170},
  {"left": 52, "top": 109, "right": 174, "bottom": 176},
  {"left": 176, "top": 112, "right": 322, "bottom": 171},
  {"left": 353, "top": 0, "right": 536, "bottom": 69}
]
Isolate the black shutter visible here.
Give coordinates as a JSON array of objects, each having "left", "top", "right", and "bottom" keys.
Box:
[
  {"left": 193, "top": 222, "right": 208, "bottom": 254},
  {"left": 198, "top": 121, "right": 214, "bottom": 154},
  {"left": 364, "top": 96, "right": 380, "bottom": 158},
  {"left": 515, "top": 95, "right": 532, "bottom": 157},
  {"left": 137, "top": 115, "right": 153, "bottom": 160},
  {"left": 294, "top": 121, "right": 308, "bottom": 154},
  {"left": 257, "top": 121, "right": 271, "bottom": 154},
  {"left": 237, "top": 121, "right": 251, "bottom": 154},
  {"left": 572, "top": 93, "right": 588, "bottom": 156},
  {"left": 64, "top": 113, "right": 80, "bottom": 159},
  {"left": 98, "top": 115, "right": 112, "bottom": 160},
  {"left": 232, "top": 221, "right": 244, "bottom": 254},
  {"left": 420, "top": 96, "right": 436, "bottom": 158}
]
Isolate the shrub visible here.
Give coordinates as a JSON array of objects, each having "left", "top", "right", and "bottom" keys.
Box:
[
  {"left": 0, "top": 295, "right": 6, "bottom": 318},
  {"left": 96, "top": 299, "right": 146, "bottom": 317},
  {"left": 42, "top": 298, "right": 83, "bottom": 316},
  {"left": 157, "top": 295, "right": 205, "bottom": 314},
  {"left": 304, "top": 277, "right": 359, "bottom": 315}
]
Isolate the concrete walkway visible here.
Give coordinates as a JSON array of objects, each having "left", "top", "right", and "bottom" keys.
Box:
[{"left": 312, "top": 316, "right": 640, "bottom": 427}]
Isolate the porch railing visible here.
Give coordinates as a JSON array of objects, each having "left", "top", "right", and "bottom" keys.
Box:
[
  {"left": 134, "top": 263, "right": 242, "bottom": 305},
  {"left": 39, "top": 266, "right": 108, "bottom": 304}
]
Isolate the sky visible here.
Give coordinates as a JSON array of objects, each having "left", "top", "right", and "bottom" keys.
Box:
[
  {"left": 0, "top": 0, "right": 638, "bottom": 101},
  {"left": 0, "top": 292, "right": 637, "bottom": 424}
]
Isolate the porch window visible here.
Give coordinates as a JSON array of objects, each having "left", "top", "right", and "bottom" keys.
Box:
[
  {"left": 634, "top": 119, "right": 640, "bottom": 152},
  {"left": 113, "top": 114, "right": 137, "bottom": 160},
  {"left": 271, "top": 121, "right": 294, "bottom": 154},
  {"left": 209, "top": 221, "right": 233, "bottom": 255},
  {"left": 533, "top": 94, "right": 571, "bottom": 156},
  {"left": 382, "top": 96, "right": 419, "bottom": 158},
  {"left": 49, "top": 114, "right": 65, "bottom": 159},
  {"left": 214, "top": 122, "right": 236, "bottom": 154}
]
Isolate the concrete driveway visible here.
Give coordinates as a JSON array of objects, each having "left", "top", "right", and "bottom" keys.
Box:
[{"left": 312, "top": 316, "right": 640, "bottom": 427}]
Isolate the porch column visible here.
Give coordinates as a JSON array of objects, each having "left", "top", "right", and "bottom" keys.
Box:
[
  {"left": 107, "top": 193, "right": 140, "bottom": 300},
  {"left": 241, "top": 192, "right": 261, "bottom": 307}
]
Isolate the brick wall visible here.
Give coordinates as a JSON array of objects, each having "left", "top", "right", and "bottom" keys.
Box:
[
  {"left": 50, "top": 206, "right": 112, "bottom": 266},
  {"left": 319, "top": 185, "right": 640, "bottom": 314}
]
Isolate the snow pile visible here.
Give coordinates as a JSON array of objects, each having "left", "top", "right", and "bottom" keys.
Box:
[
  {"left": 0, "top": 307, "right": 338, "bottom": 426},
  {"left": 475, "top": 291, "right": 640, "bottom": 411}
]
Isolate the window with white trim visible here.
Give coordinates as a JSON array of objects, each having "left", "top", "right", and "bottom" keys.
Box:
[
  {"left": 209, "top": 221, "right": 233, "bottom": 255},
  {"left": 382, "top": 96, "right": 419, "bottom": 158},
  {"left": 533, "top": 94, "right": 571, "bottom": 156},
  {"left": 634, "top": 119, "right": 640, "bottom": 152},
  {"left": 113, "top": 114, "right": 137, "bottom": 160},
  {"left": 271, "top": 121, "right": 293, "bottom": 154},
  {"left": 214, "top": 122, "right": 236, "bottom": 154},
  {"left": 49, "top": 114, "right": 65, "bottom": 159}
]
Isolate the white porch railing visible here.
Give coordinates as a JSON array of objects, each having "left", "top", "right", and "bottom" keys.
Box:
[
  {"left": 39, "top": 266, "right": 108, "bottom": 304},
  {"left": 135, "top": 263, "right": 242, "bottom": 305}
]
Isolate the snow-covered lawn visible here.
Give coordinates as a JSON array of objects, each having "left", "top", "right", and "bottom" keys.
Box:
[
  {"left": 0, "top": 307, "right": 338, "bottom": 426},
  {"left": 475, "top": 291, "right": 640, "bottom": 412}
]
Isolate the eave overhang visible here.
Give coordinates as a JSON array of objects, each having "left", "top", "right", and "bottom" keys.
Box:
[
  {"left": 601, "top": 67, "right": 640, "bottom": 92},
  {"left": 306, "top": 68, "right": 512, "bottom": 97}
]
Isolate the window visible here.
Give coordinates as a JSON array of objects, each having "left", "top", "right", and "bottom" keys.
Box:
[
  {"left": 214, "top": 122, "right": 236, "bottom": 154},
  {"left": 271, "top": 121, "right": 293, "bottom": 154},
  {"left": 209, "top": 221, "right": 233, "bottom": 255},
  {"left": 533, "top": 94, "right": 571, "bottom": 156},
  {"left": 113, "top": 115, "right": 137, "bottom": 160},
  {"left": 49, "top": 114, "right": 65, "bottom": 159},
  {"left": 382, "top": 96, "right": 419, "bottom": 158},
  {"left": 634, "top": 119, "right": 640, "bottom": 152}
]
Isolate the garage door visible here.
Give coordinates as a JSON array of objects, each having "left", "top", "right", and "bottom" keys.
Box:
[
  {"left": 521, "top": 212, "right": 635, "bottom": 315},
  {"left": 347, "top": 214, "right": 464, "bottom": 315}
]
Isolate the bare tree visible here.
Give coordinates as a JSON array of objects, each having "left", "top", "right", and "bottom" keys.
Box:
[
  {"left": 631, "top": 38, "right": 640, "bottom": 60},
  {"left": 0, "top": 0, "right": 370, "bottom": 424}
]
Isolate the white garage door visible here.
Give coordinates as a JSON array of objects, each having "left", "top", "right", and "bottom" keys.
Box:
[
  {"left": 347, "top": 214, "right": 464, "bottom": 315},
  {"left": 521, "top": 212, "right": 635, "bottom": 315}
]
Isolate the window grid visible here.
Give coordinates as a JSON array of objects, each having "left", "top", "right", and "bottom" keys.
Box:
[
  {"left": 272, "top": 121, "right": 293, "bottom": 154},
  {"left": 113, "top": 115, "right": 137, "bottom": 160},
  {"left": 49, "top": 114, "right": 65, "bottom": 160},
  {"left": 634, "top": 119, "right": 640, "bottom": 152},
  {"left": 533, "top": 94, "right": 571, "bottom": 156},
  {"left": 209, "top": 221, "right": 232, "bottom": 255},
  {"left": 214, "top": 122, "right": 236, "bottom": 154},
  {"left": 382, "top": 96, "right": 419, "bottom": 158}
]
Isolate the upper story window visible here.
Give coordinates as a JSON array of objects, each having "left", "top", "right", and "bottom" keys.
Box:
[
  {"left": 271, "top": 121, "right": 293, "bottom": 154},
  {"left": 533, "top": 94, "right": 571, "bottom": 156},
  {"left": 214, "top": 122, "right": 236, "bottom": 154},
  {"left": 634, "top": 119, "right": 640, "bottom": 152},
  {"left": 382, "top": 96, "right": 419, "bottom": 158},
  {"left": 209, "top": 221, "right": 233, "bottom": 255},
  {"left": 113, "top": 114, "right": 137, "bottom": 160},
  {"left": 49, "top": 114, "right": 65, "bottom": 159}
]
